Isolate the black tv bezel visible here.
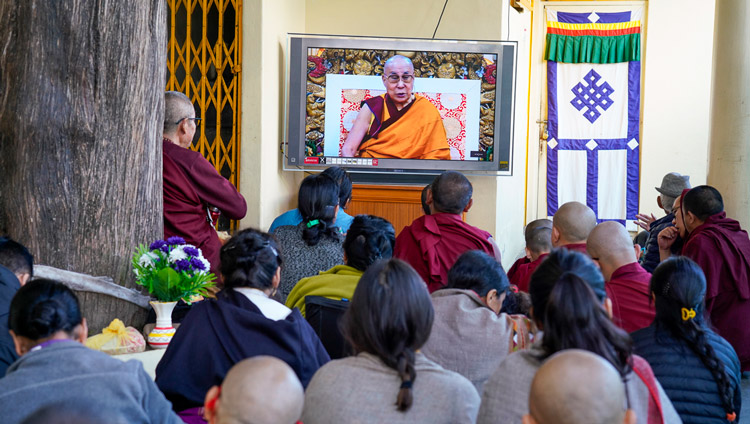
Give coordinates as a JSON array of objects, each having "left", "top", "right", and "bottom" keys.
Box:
[{"left": 284, "top": 34, "right": 518, "bottom": 176}]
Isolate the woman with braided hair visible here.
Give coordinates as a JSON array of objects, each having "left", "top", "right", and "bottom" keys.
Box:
[
  {"left": 633, "top": 257, "right": 741, "bottom": 423},
  {"left": 301, "top": 258, "right": 480, "bottom": 423},
  {"left": 273, "top": 173, "right": 344, "bottom": 301},
  {"left": 285, "top": 214, "right": 396, "bottom": 317},
  {"left": 155, "top": 229, "right": 329, "bottom": 422}
]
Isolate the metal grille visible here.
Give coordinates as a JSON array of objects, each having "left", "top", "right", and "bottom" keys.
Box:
[{"left": 166, "top": 0, "right": 242, "bottom": 230}]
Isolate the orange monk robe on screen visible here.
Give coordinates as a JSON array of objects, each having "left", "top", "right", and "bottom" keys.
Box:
[{"left": 357, "top": 94, "right": 451, "bottom": 160}]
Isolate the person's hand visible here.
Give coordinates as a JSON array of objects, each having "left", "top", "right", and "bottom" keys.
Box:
[
  {"left": 341, "top": 144, "right": 357, "bottom": 157},
  {"left": 635, "top": 213, "right": 657, "bottom": 231},
  {"left": 657, "top": 226, "right": 679, "bottom": 251}
]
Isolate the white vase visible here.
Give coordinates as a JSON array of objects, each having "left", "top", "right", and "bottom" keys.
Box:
[{"left": 147, "top": 301, "right": 178, "bottom": 349}]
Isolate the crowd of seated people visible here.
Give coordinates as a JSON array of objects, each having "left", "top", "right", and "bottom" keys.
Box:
[{"left": 1, "top": 169, "right": 748, "bottom": 424}]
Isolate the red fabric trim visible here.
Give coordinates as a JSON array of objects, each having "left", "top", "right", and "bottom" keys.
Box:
[
  {"left": 631, "top": 355, "right": 664, "bottom": 424},
  {"left": 547, "top": 27, "right": 641, "bottom": 36}
]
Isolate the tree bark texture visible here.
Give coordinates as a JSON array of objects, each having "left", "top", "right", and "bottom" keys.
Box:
[{"left": 0, "top": 0, "right": 167, "bottom": 333}]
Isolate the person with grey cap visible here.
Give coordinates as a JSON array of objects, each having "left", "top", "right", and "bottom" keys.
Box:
[{"left": 636, "top": 172, "right": 691, "bottom": 272}]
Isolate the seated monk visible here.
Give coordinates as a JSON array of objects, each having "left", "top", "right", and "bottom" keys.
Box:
[
  {"left": 552, "top": 201, "right": 597, "bottom": 254},
  {"left": 506, "top": 219, "right": 551, "bottom": 283},
  {"left": 340, "top": 55, "right": 451, "bottom": 160},
  {"left": 203, "top": 356, "right": 304, "bottom": 424},
  {"left": 587, "top": 221, "right": 654, "bottom": 333},
  {"left": 523, "top": 350, "right": 636, "bottom": 424},
  {"left": 509, "top": 220, "right": 552, "bottom": 292},
  {"left": 394, "top": 171, "right": 502, "bottom": 292},
  {"left": 658, "top": 185, "right": 750, "bottom": 371}
]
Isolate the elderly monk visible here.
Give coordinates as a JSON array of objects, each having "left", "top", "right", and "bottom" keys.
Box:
[
  {"left": 340, "top": 55, "right": 450, "bottom": 160},
  {"left": 658, "top": 185, "right": 750, "bottom": 371},
  {"left": 552, "top": 201, "right": 597, "bottom": 254},
  {"left": 507, "top": 219, "right": 551, "bottom": 284},
  {"left": 523, "top": 350, "right": 636, "bottom": 424},
  {"left": 203, "top": 356, "right": 304, "bottom": 424},
  {"left": 162, "top": 91, "right": 247, "bottom": 276},
  {"left": 394, "top": 171, "right": 501, "bottom": 292},
  {"left": 509, "top": 220, "right": 552, "bottom": 293},
  {"left": 588, "top": 221, "right": 654, "bottom": 333}
]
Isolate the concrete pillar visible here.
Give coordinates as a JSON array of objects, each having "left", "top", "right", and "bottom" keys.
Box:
[{"left": 707, "top": 0, "right": 750, "bottom": 229}]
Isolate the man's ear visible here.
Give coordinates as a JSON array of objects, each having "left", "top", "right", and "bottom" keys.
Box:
[
  {"left": 551, "top": 226, "right": 561, "bottom": 245},
  {"left": 16, "top": 273, "right": 30, "bottom": 287},
  {"left": 425, "top": 188, "right": 434, "bottom": 206},
  {"left": 525, "top": 247, "right": 532, "bottom": 260},
  {"left": 75, "top": 318, "right": 88, "bottom": 344},
  {"left": 522, "top": 414, "right": 538, "bottom": 424},
  {"left": 10, "top": 330, "right": 27, "bottom": 357},
  {"left": 204, "top": 385, "right": 221, "bottom": 423},
  {"left": 623, "top": 409, "right": 637, "bottom": 424},
  {"left": 656, "top": 195, "right": 663, "bottom": 210},
  {"left": 463, "top": 198, "right": 473, "bottom": 213}
]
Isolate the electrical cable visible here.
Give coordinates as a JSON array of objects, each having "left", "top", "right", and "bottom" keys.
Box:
[{"left": 432, "top": 0, "right": 450, "bottom": 39}]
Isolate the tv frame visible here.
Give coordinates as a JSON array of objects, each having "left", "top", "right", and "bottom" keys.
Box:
[{"left": 284, "top": 34, "right": 518, "bottom": 176}]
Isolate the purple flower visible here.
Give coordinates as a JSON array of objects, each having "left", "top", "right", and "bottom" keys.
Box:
[
  {"left": 190, "top": 257, "right": 206, "bottom": 271},
  {"left": 183, "top": 247, "right": 200, "bottom": 257},
  {"left": 173, "top": 259, "right": 191, "bottom": 272},
  {"left": 149, "top": 240, "right": 168, "bottom": 251},
  {"left": 166, "top": 236, "right": 186, "bottom": 246}
]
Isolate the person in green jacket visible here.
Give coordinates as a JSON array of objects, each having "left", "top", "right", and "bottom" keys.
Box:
[{"left": 286, "top": 215, "right": 395, "bottom": 316}]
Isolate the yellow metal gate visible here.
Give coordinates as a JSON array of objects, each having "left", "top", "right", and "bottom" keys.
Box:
[{"left": 166, "top": 0, "right": 242, "bottom": 230}]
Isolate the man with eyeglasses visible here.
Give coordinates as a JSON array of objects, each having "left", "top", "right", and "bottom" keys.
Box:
[
  {"left": 341, "top": 55, "right": 451, "bottom": 160},
  {"left": 162, "top": 91, "right": 247, "bottom": 278}
]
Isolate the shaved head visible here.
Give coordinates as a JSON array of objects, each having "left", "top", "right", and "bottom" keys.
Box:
[
  {"left": 587, "top": 222, "right": 636, "bottom": 281},
  {"left": 683, "top": 185, "right": 723, "bottom": 221},
  {"left": 210, "top": 356, "right": 304, "bottom": 424},
  {"left": 552, "top": 202, "right": 597, "bottom": 246},
  {"left": 164, "top": 91, "right": 195, "bottom": 135},
  {"left": 430, "top": 171, "right": 473, "bottom": 214},
  {"left": 527, "top": 350, "right": 629, "bottom": 424},
  {"left": 383, "top": 54, "right": 414, "bottom": 73}
]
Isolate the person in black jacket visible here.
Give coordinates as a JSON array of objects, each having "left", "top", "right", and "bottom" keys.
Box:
[{"left": 632, "top": 256, "right": 741, "bottom": 424}]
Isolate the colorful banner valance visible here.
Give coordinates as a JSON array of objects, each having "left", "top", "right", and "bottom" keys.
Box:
[{"left": 545, "top": 10, "right": 642, "bottom": 63}]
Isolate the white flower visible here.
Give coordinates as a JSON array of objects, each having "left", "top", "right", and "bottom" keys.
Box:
[
  {"left": 169, "top": 248, "right": 188, "bottom": 263},
  {"left": 138, "top": 252, "right": 159, "bottom": 268}
]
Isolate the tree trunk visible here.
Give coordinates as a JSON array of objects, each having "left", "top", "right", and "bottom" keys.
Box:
[{"left": 0, "top": 0, "right": 166, "bottom": 333}]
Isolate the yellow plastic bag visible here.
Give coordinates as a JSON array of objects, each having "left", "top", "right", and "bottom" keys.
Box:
[{"left": 85, "top": 319, "right": 146, "bottom": 355}]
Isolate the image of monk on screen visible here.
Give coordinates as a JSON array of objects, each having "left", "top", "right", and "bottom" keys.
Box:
[{"left": 340, "top": 55, "right": 451, "bottom": 160}]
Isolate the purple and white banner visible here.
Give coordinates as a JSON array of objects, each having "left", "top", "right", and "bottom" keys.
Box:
[{"left": 546, "top": 60, "right": 640, "bottom": 224}]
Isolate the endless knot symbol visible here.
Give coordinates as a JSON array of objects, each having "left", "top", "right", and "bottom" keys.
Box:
[{"left": 570, "top": 69, "right": 614, "bottom": 124}]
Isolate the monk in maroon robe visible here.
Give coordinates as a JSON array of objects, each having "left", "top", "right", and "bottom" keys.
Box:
[
  {"left": 552, "top": 201, "right": 596, "bottom": 255},
  {"left": 659, "top": 186, "right": 750, "bottom": 370},
  {"left": 394, "top": 171, "right": 501, "bottom": 292},
  {"left": 510, "top": 220, "right": 552, "bottom": 292},
  {"left": 162, "top": 91, "right": 247, "bottom": 277},
  {"left": 588, "top": 221, "right": 655, "bottom": 333}
]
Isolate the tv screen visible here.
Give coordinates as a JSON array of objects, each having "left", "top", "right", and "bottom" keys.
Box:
[{"left": 284, "top": 34, "right": 517, "bottom": 175}]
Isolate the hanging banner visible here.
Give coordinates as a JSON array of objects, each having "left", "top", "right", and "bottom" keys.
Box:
[{"left": 546, "top": 8, "right": 642, "bottom": 224}]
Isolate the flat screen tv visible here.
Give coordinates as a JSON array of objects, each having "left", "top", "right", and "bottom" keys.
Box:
[{"left": 284, "top": 34, "right": 517, "bottom": 175}]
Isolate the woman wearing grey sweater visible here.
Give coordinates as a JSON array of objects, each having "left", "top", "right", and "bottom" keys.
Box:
[{"left": 302, "top": 258, "right": 480, "bottom": 424}]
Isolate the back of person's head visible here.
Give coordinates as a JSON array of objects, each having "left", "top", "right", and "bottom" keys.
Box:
[
  {"left": 321, "top": 166, "right": 353, "bottom": 209},
  {"left": 298, "top": 174, "right": 340, "bottom": 246},
  {"left": 430, "top": 171, "right": 472, "bottom": 214},
  {"left": 343, "top": 258, "right": 434, "bottom": 412},
  {"left": 650, "top": 257, "right": 737, "bottom": 420},
  {"left": 447, "top": 250, "right": 509, "bottom": 297},
  {"left": 9, "top": 279, "right": 83, "bottom": 341},
  {"left": 524, "top": 350, "right": 635, "bottom": 424},
  {"left": 205, "top": 356, "right": 304, "bottom": 424},
  {"left": 220, "top": 229, "right": 282, "bottom": 291},
  {"left": 682, "top": 185, "right": 724, "bottom": 221},
  {"left": 552, "top": 201, "right": 597, "bottom": 245},
  {"left": 343, "top": 215, "right": 395, "bottom": 272},
  {"left": 0, "top": 236, "right": 34, "bottom": 281},
  {"left": 526, "top": 226, "right": 552, "bottom": 255},
  {"left": 21, "top": 402, "right": 126, "bottom": 424},
  {"left": 529, "top": 249, "right": 632, "bottom": 376},
  {"left": 163, "top": 91, "right": 194, "bottom": 135},
  {"left": 586, "top": 221, "right": 637, "bottom": 279}
]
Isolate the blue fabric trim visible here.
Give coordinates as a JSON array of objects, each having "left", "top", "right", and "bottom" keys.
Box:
[
  {"left": 555, "top": 11, "right": 632, "bottom": 24},
  {"left": 547, "top": 61, "right": 559, "bottom": 217}
]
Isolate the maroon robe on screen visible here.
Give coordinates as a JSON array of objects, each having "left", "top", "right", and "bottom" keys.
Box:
[
  {"left": 163, "top": 140, "right": 247, "bottom": 276},
  {"left": 394, "top": 213, "right": 498, "bottom": 293},
  {"left": 681, "top": 211, "right": 750, "bottom": 371},
  {"left": 509, "top": 253, "right": 548, "bottom": 293},
  {"left": 606, "top": 262, "right": 655, "bottom": 333}
]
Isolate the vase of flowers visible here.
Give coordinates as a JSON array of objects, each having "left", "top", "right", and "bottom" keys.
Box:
[{"left": 132, "top": 236, "right": 216, "bottom": 348}]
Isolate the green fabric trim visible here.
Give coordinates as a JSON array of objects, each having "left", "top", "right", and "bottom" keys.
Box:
[{"left": 545, "top": 33, "right": 640, "bottom": 63}]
